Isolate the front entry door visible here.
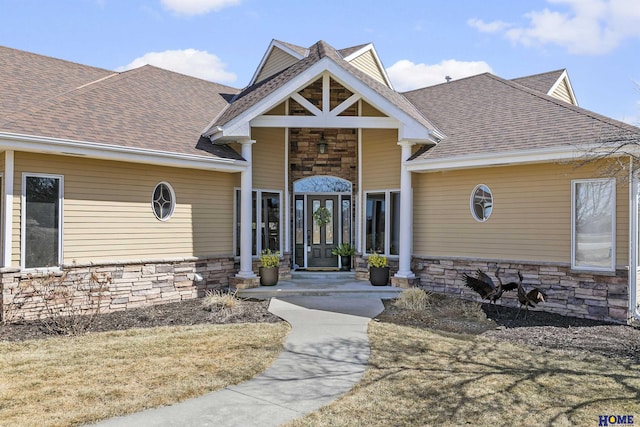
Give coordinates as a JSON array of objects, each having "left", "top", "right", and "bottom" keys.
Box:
[{"left": 307, "top": 195, "right": 338, "bottom": 268}]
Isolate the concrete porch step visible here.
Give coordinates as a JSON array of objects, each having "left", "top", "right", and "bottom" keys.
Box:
[
  {"left": 236, "top": 273, "right": 402, "bottom": 300},
  {"left": 290, "top": 270, "right": 357, "bottom": 280}
]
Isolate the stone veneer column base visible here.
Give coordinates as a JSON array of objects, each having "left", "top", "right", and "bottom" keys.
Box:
[
  {"left": 391, "top": 276, "right": 420, "bottom": 288},
  {"left": 230, "top": 277, "right": 261, "bottom": 289}
]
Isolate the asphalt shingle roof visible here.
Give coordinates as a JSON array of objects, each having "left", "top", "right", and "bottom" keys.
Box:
[
  {"left": 0, "top": 46, "right": 242, "bottom": 160},
  {"left": 404, "top": 73, "right": 640, "bottom": 161},
  {"left": 0, "top": 46, "right": 114, "bottom": 118},
  {"left": 511, "top": 69, "right": 565, "bottom": 95}
]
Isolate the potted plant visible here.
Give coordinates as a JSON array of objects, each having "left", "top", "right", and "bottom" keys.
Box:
[
  {"left": 259, "top": 249, "right": 280, "bottom": 286},
  {"left": 368, "top": 252, "right": 389, "bottom": 286},
  {"left": 331, "top": 243, "right": 355, "bottom": 271}
]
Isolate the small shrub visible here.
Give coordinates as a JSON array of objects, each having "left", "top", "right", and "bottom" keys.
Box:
[
  {"left": 331, "top": 243, "right": 355, "bottom": 256},
  {"left": 434, "top": 296, "right": 486, "bottom": 321},
  {"left": 202, "top": 290, "right": 239, "bottom": 314},
  {"left": 5, "top": 271, "right": 111, "bottom": 335},
  {"left": 394, "top": 288, "right": 432, "bottom": 311},
  {"left": 259, "top": 249, "right": 280, "bottom": 267},
  {"left": 367, "top": 252, "right": 387, "bottom": 268}
]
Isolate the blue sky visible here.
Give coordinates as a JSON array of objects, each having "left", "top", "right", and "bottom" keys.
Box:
[{"left": 1, "top": 0, "right": 639, "bottom": 124}]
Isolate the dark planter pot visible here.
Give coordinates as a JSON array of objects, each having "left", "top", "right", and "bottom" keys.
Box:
[
  {"left": 259, "top": 266, "right": 279, "bottom": 286},
  {"left": 340, "top": 256, "right": 351, "bottom": 271},
  {"left": 369, "top": 266, "right": 390, "bottom": 286}
]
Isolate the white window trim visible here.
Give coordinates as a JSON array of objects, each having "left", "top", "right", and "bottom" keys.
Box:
[
  {"left": 233, "top": 188, "right": 283, "bottom": 258},
  {"left": 363, "top": 189, "right": 400, "bottom": 257},
  {"left": 571, "top": 178, "right": 616, "bottom": 272},
  {"left": 470, "top": 184, "right": 494, "bottom": 223},
  {"left": 151, "top": 181, "right": 176, "bottom": 221},
  {"left": 21, "top": 173, "right": 64, "bottom": 271}
]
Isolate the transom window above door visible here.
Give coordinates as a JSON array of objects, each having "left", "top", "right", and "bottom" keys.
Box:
[{"left": 293, "top": 176, "right": 352, "bottom": 193}]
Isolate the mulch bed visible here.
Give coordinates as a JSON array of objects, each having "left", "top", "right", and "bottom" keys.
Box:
[{"left": 1, "top": 294, "right": 639, "bottom": 363}]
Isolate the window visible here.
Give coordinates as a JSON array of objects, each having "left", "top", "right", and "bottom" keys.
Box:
[
  {"left": 235, "top": 189, "right": 281, "bottom": 257},
  {"left": 572, "top": 179, "right": 615, "bottom": 271},
  {"left": 365, "top": 191, "right": 400, "bottom": 255},
  {"left": 470, "top": 184, "right": 493, "bottom": 222},
  {"left": 22, "top": 174, "right": 63, "bottom": 269},
  {"left": 152, "top": 182, "right": 175, "bottom": 221}
]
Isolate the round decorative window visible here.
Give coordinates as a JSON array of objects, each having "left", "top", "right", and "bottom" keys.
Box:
[
  {"left": 470, "top": 184, "right": 493, "bottom": 222},
  {"left": 152, "top": 182, "right": 175, "bottom": 221}
]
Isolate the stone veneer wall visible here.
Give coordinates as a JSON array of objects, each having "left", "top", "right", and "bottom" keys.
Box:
[
  {"left": 1, "top": 255, "right": 239, "bottom": 322},
  {"left": 412, "top": 256, "right": 631, "bottom": 324},
  {"left": 288, "top": 128, "right": 358, "bottom": 186}
]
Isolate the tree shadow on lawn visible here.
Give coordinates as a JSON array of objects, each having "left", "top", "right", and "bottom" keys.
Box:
[
  {"left": 364, "top": 324, "right": 640, "bottom": 426},
  {"left": 287, "top": 322, "right": 640, "bottom": 427}
]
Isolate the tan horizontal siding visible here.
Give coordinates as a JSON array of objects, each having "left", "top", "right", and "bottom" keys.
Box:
[
  {"left": 413, "top": 162, "right": 629, "bottom": 266},
  {"left": 349, "top": 51, "right": 386, "bottom": 85},
  {"left": 360, "top": 101, "right": 386, "bottom": 117},
  {"left": 361, "top": 129, "right": 400, "bottom": 190},
  {"left": 255, "top": 48, "right": 298, "bottom": 83},
  {"left": 552, "top": 80, "right": 573, "bottom": 104},
  {"left": 251, "top": 127, "right": 286, "bottom": 190},
  {"left": 265, "top": 102, "right": 286, "bottom": 115},
  {"left": 12, "top": 152, "right": 236, "bottom": 266}
]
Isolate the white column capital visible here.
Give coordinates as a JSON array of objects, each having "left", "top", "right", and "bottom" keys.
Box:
[
  {"left": 397, "top": 140, "right": 417, "bottom": 148},
  {"left": 238, "top": 139, "right": 256, "bottom": 146}
]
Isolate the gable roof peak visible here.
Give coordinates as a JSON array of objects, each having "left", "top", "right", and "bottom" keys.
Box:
[
  {"left": 511, "top": 68, "right": 577, "bottom": 105},
  {"left": 272, "top": 39, "right": 309, "bottom": 58},
  {"left": 338, "top": 43, "right": 372, "bottom": 58}
]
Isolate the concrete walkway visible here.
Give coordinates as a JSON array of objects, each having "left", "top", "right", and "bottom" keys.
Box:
[{"left": 94, "top": 295, "right": 385, "bottom": 427}]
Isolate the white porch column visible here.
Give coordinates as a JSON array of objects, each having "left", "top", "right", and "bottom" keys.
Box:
[
  {"left": 395, "top": 141, "right": 415, "bottom": 279},
  {"left": 3, "top": 150, "right": 13, "bottom": 268},
  {"left": 236, "top": 140, "right": 257, "bottom": 279}
]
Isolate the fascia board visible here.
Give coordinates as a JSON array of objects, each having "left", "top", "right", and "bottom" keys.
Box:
[
  {"left": 406, "top": 146, "right": 603, "bottom": 172},
  {"left": 326, "top": 65, "right": 433, "bottom": 140},
  {"left": 0, "top": 132, "right": 246, "bottom": 173}
]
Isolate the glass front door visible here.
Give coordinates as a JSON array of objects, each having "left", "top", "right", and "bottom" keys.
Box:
[
  {"left": 293, "top": 176, "right": 352, "bottom": 270},
  {"left": 307, "top": 195, "right": 339, "bottom": 268}
]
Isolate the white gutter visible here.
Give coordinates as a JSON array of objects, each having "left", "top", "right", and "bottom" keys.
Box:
[
  {"left": 0, "top": 132, "right": 247, "bottom": 173},
  {"left": 406, "top": 145, "right": 604, "bottom": 172}
]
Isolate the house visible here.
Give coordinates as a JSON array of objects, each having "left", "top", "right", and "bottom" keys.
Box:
[{"left": 1, "top": 39, "right": 639, "bottom": 325}]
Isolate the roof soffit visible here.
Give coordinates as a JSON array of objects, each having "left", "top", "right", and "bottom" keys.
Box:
[{"left": 212, "top": 57, "right": 438, "bottom": 142}]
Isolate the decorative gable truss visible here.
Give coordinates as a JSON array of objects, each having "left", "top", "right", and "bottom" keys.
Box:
[
  {"left": 206, "top": 42, "right": 442, "bottom": 144},
  {"left": 251, "top": 72, "right": 399, "bottom": 130}
]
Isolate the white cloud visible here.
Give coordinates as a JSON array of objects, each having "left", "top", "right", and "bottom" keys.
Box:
[
  {"left": 386, "top": 59, "right": 493, "bottom": 92},
  {"left": 117, "top": 49, "right": 237, "bottom": 83},
  {"left": 470, "top": 0, "right": 640, "bottom": 55},
  {"left": 160, "top": 0, "right": 240, "bottom": 16},
  {"left": 467, "top": 18, "right": 512, "bottom": 33}
]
